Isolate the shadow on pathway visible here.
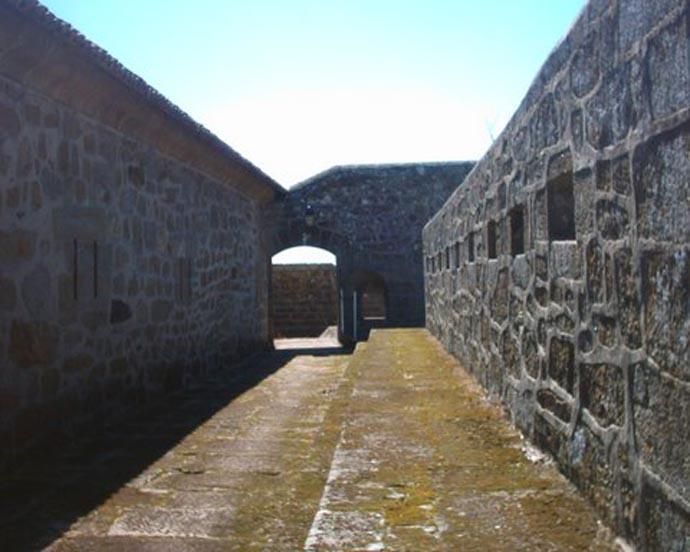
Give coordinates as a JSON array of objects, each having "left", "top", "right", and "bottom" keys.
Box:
[{"left": 0, "top": 342, "right": 348, "bottom": 551}]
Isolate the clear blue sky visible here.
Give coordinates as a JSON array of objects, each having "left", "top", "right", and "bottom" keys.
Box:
[{"left": 41, "top": 0, "right": 585, "bottom": 263}]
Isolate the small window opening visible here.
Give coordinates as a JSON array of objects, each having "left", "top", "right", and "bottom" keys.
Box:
[
  {"left": 437, "top": 252, "right": 443, "bottom": 271},
  {"left": 431, "top": 256, "right": 436, "bottom": 273},
  {"left": 445, "top": 247, "right": 450, "bottom": 270},
  {"left": 454, "top": 241, "right": 461, "bottom": 268},
  {"left": 548, "top": 173, "right": 576, "bottom": 240},
  {"left": 510, "top": 206, "right": 525, "bottom": 255},
  {"left": 468, "top": 233, "right": 475, "bottom": 263},
  {"left": 487, "top": 221, "right": 497, "bottom": 259},
  {"left": 73, "top": 238, "right": 78, "bottom": 300},
  {"left": 93, "top": 241, "right": 98, "bottom": 298}
]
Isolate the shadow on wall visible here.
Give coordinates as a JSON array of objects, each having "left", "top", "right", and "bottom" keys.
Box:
[
  {"left": 0, "top": 345, "right": 347, "bottom": 551},
  {"left": 352, "top": 269, "right": 388, "bottom": 341}
]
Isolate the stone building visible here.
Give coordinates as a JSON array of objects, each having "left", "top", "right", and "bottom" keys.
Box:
[
  {"left": 0, "top": 0, "right": 284, "bottom": 469},
  {"left": 266, "top": 162, "right": 473, "bottom": 342},
  {"left": 0, "top": 2, "right": 471, "bottom": 469},
  {"left": 423, "top": 0, "right": 690, "bottom": 548}
]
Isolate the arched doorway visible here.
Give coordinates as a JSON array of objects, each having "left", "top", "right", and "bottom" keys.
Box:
[{"left": 270, "top": 246, "right": 340, "bottom": 343}]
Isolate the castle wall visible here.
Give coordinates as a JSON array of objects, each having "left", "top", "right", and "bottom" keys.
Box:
[
  {"left": 266, "top": 162, "right": 474, "bottom": 341},
  {"left": 271, "top": 264, "right": 337, "bottom": 338},
  {"left": 0, "top": 4, "right": 275, "bottom": 470},
  {"left": 423, "top": 0, "right": 690, "bottom": 548}
]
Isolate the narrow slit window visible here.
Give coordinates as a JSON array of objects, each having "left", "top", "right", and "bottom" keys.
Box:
[
  {"left": 548, "top": 172, "right": 576, "bottom": 240},
  {"left": 73, "top": 238, "right": 78, "bottom": 300},
  {"left": 454, "top": 241, "right": 461, "bottom": 268},
  {"left": 93, "top": 241, "right": 98, "bottom": 298},
  {"left": 468, "top": 232, "right": 475, "bottom": 263},
  {"left": 510, "top": 206, "right": 525, "bottom": 255},
  {"left": 438, "top": 252, "right": 443, "bottom": 271},
  {"left": 487, "top": 221, "right": 497, "bottom": 259},
  {"left": 445, "top": 247, "right": 450, "bottom": 270}
]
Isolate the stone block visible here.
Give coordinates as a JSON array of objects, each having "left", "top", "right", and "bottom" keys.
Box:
[
  {"left": 537, "top": 387, "right": 572, "bottom": 423},
  {"left": 570, "top": 31, "right": 599, "bottom": 98},
  {"left": 569, "top": 425, "right": 615, "bottom": 526},
  {"left": 639, "top": 474, "right": 690, "bottom": 551},
  {"left": 646, "top": 13, "right": 689, "bottom": 121},
  {"left": 21, "top": 264, "right": 52, "bottom": 319},
  {"left": 0, "top": 275, "right": 17, "bottom": 310},
  {"left": 596, "top": 198, "right": 630, "bottom": 240},
  {"left": 0, "top": 102, "right": 20, "bottom": 138},
  {"left": 617, "top": 0, "right": 678, "bottom": 54},
  {"left": 579, "top": 363, "right": 625, "bottom": 427},
  {"left": 8, "top": 320, "right": 59, "bottom": 368},
  {"left": 548, "top": 336, "right": 575, "bottom": 394},
  {"left": 633, "top": 123, "right": 690, "bottom": 244},
  {"left": 641, "top": 247, "right": 689, "bottom": 381},
  {"left": 585, "top": 62, "right": 634, "bottom": 149},
  {"left": 586, "top": 238, "right": 604, "bottom": 304},
  {"left": 110, "top": 299, "right": 133, "bottom": 324},
  {"left": 592, "top": 313, "right": 617, "bottom": 348},
  {"left": 530, "top": 93, "right": 559, "bottom": 152},
  {"left": 63, "top": 353, "right": 93, "bottom": 374},
  {"left": 614, "top": 247, "right": 642, "bottom": 349},
  {"left": 634, "top": 361, "right": 690, "bottom": 501},
  {"left": 151, "top": 299, "right": 173, "bottom": 324},
  {"left": 0, "top": 229, "right": 37, "bottom": 264}
]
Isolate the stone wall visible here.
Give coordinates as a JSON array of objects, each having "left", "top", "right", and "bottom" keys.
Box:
[
  {"left": 0, "top": 3, "right": 279, "bottom": 470},
  {"left": 271, "top": 264, "right": 337, "bottom": 338},
  {"left": 423, "top": 0, "right": 689, "bottom": 549},
  {"left": 266, "top": 162, "right": 474, "bottom": 342}
]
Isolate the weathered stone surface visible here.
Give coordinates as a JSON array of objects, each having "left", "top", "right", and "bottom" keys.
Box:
[
  {"left": 580, "top": 363, "right": 624, "bottom": 427},
  {"left": 537, "top": 387, "right": 572, "bottom": 423},
  {"left": 596, "top": 198, "right": 629, "bottom": 240},
  {"left": 614, "top": 247, "right": 641, "bottom": 349},
  {"left": 110, "top": 299, "right": 132, "bottom": 324},
  {"left": 423, "top": 4, "right": 690, "bottom": 546},
  {"left": 0, "top": 275, "right": 17, "bottom": 310},
  {"left": 63, "top": 353, "right": 94, "bottom": 374},
  {"left": 272, "top": 265, "right": 337, "bottom": 338},
  {"left": 9, "top": 320, "right": 59, "bottom": 368},
  {"left": 570, "top": 32, "right": 599, "bottom": 98},
  {"left": 641, "top": 248, "right": 689, "bottom": 380},
  {"left": 646, "top": 14, "right": 689, "bottom": 121},
  {"left": 150, "top": 300, "right": 173, "bottom": 324},
  {"left": 634, "top": 361, "right": 690, "bottom": 501},
  {"left": 585, "top": 63, "right": 634, "bottom": 149},
  {"left": 548, "top": 337, "right": 575, "bottom": 395},
  {"left": 633, "top": 124, "right": 690, "bottom": 244},
  {"left": 0, "top": 229, "right": 37, "bottom": 264},
  {"left": 21, "top": 264, "right": 51, "bottom": 319}
]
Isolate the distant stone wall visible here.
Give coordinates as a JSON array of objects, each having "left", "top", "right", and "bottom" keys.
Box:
[
  {"left": 271, "top": 264, "right": 337, "bottom": 338},
  {"left": 266, "top": 162, "right": 474, "bottom": 342},
  {"left": 423, "top": 0, "right": 689, "bottom": 549},
  {"left": 0, "top": 4, "right": 277, "bottom": 470}
]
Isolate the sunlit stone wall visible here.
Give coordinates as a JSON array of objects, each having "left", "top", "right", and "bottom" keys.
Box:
[{"left": 423, "top": 0, "right": 690, "bottom": 548}]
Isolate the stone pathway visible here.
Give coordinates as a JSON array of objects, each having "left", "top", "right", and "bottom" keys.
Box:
[{"left": 1, "top": 330, "right": 619, "bottom": 551}]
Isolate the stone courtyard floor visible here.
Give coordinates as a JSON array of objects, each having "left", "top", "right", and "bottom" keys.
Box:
[{"left": 1, "top": 329, "right": 619, "bottom": 551}]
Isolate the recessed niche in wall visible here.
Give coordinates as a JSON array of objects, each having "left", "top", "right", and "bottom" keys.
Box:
[
  {"left": 548, "top": 173, "right": 576, "bottom": 240},
  {"left": 468, "top": 232, "right": 475, "bottom": 263},
  {"left": 510, "top": 206, "right": 525, "bottom": 255},
  {"left": 487, "top": 220, "right": 497, "bottom": 259}
]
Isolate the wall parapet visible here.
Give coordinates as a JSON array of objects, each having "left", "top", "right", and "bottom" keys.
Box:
[{"left": 423, "top": 0, "right": 690, "bottom": 548}]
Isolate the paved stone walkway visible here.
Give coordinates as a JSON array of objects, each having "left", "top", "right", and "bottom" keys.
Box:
[{"left": 1, "top": 330, "right": 618, "bottom": 550}]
